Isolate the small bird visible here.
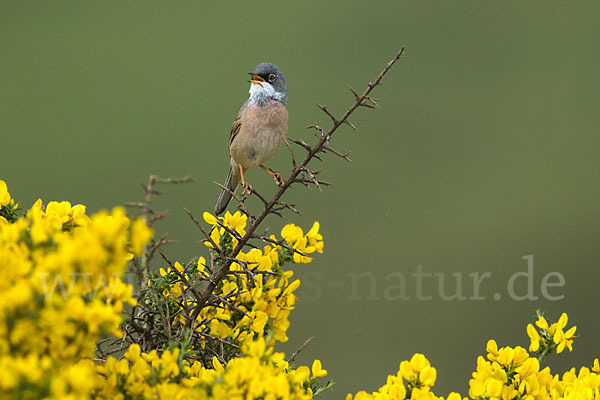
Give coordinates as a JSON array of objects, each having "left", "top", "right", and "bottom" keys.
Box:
[{"left": 214, "top": 62, "right": 289, "bottom": 215}]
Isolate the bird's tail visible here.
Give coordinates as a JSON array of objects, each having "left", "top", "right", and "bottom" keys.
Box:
[{"left": 214, "top": 166, "right": 240, "bottom": 215}]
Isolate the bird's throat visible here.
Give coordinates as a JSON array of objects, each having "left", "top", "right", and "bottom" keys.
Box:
[{"left": 248, "top": 82, "right": 286, "bottom": 105}]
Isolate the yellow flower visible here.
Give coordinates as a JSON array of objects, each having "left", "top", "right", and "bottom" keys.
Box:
[
  {"left": 554, "top": 324, "right": 577, "bottom": 353},
  {"left": 556, "top": 312, "right": 568, "bottom": 329},
  {"left": 222, "top": 210, "right": 247, "bottom": 236},
  {"left": 239, "top": 248, "right": 273, "bottom": 271},
  {"left": 142, "top": 350, "right": 158, "bottom": 362},
  {"left": 124, "top": 344, "right": 141, "bottom": 362},
  {"left": 535, "top": 316, "right": 549, "bottom": 330},
  {"left": 412, "top": 387, "right": 436, "bottom": 400},
  {"left": 197, "top": 256, "right": 207, "bottom": 276},
  {"left": 0, "top": 196, "right": 145, "bottom": 398},
  {"left": 70, "top": 204, "right": 88, "bottom": 226},
  {"left": 281, "top": 223, "right": 304, "bottom": 244},
  {"left": 486, "top": 339, "right": 498, "bottom": 357},
  {"left": 45, "top": 201, "right": 73, "bottom": 224},
  {"left": 280, "top": 222, "right": 324, "bottom": 263},
  {"left": 529, "top": 313, "right": 577, "bottom": 355},
  {"left": 250, "top": 310, "right": 269, "bottom": 334},
  {"left": 203, "top": 210, "right": 247, "bottom": 239},
  {"left": 306, "top": 221, "right": 324, "bottom": 253},
  {"left": 152, "top": 348, "right": 180, "bottom": 381},
  {"left": 514, "top": 357, "right": 539, "bottom": 377},
  {"left": 294, "top": 366, "right": 310, "bottom": 383},
  {"left": 130, "top": 218, "right": 152, "bottom": 255},
  {"left": 486, "top": 379, "right": 503, "bottom": 397},
  {"left": 409, "top": 353, "right": 430, "bottom": 372},
  {"left": 212, "top": 356, "right": 224, "bottom": 373},
  {"left": 311, "top": 359, "right": 327, "bottom": 378},
  {"left": 0, "top": 180, "right": 11, "bottom": 206},
  {"left": 203, "top": 211, "right": 218, "bottom": 225},
  {"left": 446, "top": 392, "right": 464, "bottom": 400},
  {"left": 419, "top": 365, "right": 437, "bottom": 386},
  {"left": 527, "top": 323, "right": 540, "bottom": 352},
  {"left": 208, "top": 226, "right": 222, "bottom": 248},
  {"left": 347, "top": 392, "right": 373, "bottom": 400}
]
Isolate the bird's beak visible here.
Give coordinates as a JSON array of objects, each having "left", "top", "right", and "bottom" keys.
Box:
[{"left": 248, "top": 73, "right": 265, "bottom": 85}]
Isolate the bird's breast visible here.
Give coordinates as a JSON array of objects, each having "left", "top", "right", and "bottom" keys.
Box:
[
  {"left": 242, "top": 101, "right": 289, "bottom": 130},
  {"left": 230, "top": 100, "right": 288, "bottom": 169}
]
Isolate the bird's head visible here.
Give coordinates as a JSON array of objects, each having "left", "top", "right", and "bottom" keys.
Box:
[{"left": 248, "top": 62, "right": 287, "bottom": 104}]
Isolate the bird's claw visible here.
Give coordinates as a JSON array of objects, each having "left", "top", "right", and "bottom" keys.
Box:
[
  {"left": 241, "top": 181, "right": 253, "bottom": 195},
  {"left": 272, "top": 171, "right": 285, "bottom": 187}
]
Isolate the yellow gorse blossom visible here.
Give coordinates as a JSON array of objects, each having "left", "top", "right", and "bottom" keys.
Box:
[
  {"left": 0, "top": 180, "right": 153, "bottom": 398},
  {"left": 193, "top": 245, "right": 303, "bottom": 345},
  {"left": 203, "top": 210, "right": 248, "bottom": 250},
  {"left": 95, "top": 337, "right": 320, "bottom": 399},
  {"left": 281, "top": 220, "right": 324, "bottom": 263},
  {"left": 3, "top": 179, "right": 598, "bottom": 400},
  {"left": 0, "top": 179, "right": 20, "bottom": 224},
  {"left": 191, "top": 211, "right": 324, "bottom": 346},
  {"left": 348, "top": 312, "right": 598, "bottom": 400},
  {"left": 202, "top": 210, "right": 324, "bottom": 264},
  {"left": 0, "top": 180, "right": 11, "bottom": 207},
  {"left": 135, "top": 203, "right": 329, "bottom": 394},
  {"left": 312, "top": 359, "right": 328, "bottom": 378},
  {"left": 527, "top": 312, "right": 577, "bottom": 355}
]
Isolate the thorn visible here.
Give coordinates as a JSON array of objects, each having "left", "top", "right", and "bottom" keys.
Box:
[
  {"left": 315, "top": 102, "right": 338, "bottom": 124},
  {"left": 322, "top": 145, "right": 353, "bottom": 163},
  {"left": 348, "top": 85, "right": 360, "bottom": 100},
  {"left": 306, "top": 124, "right": 325, "bottom": 137},
  {"left": 343, "top": 119, "right": 357, "bottom": 131},
  {"left": 359, "top": 101, "right": 376, "bottom": 109}
]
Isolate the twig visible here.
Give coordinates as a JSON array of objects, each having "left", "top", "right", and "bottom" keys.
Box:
[
  {"left": 183, "top": 207, "right": 223, "bottom": 258},
  {"left": 288, "top": 337, "right": 314, "bottom": 363},
  {"left": 321, "top": 144, "right": 352, "bottom": 162},
  {"left": 251, "top": 234, "right": 310, "bottom": 258},
  {"left": 290, "top": 138, "right": 323, "bottom": 161},
  {"left": 214, "top": 181, "right": 251, "bottom": 218},
  {"left": 284, "top": 138, "right": 297, "bottom": 169},
  {"left": 316, "top": 102, "right": 338, "bottom": 124}
]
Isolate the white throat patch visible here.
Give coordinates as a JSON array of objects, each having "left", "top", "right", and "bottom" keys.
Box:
[{"left": 248, "top": 82, "right": 284, "bottom": 103}]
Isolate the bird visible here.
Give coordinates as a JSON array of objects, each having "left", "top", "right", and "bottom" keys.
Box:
[{"left": 214, "top": 62, "right": 289, "bottom": 215}]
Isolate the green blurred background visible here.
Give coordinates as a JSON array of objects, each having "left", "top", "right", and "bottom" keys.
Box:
[{"left": 1, "top": 1, "right": 599, "bottom": 397}]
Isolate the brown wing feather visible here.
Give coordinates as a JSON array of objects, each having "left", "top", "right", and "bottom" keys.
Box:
[
  {"left": 229, "top": 100, "right": 249, "bottom": 149},
  {"left": 228, "top": 117, "right": 242, "bottom": 148}
]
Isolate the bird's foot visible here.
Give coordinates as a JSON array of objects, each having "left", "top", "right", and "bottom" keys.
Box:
[
  {"left": 241, "top": 181, "right": 253, "bottom": 195},
  {"left": 271, "top": 170, "right": 285, "bottom": 186},
  {"left": 260, "top": 164, "right": 285, "bottom": 186}
]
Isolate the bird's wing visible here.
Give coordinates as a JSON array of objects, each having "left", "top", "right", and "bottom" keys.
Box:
[
  {"left": 228, "top": 117, "right": 242, "bottom": 148},
  {"left": 228, "top": 100, "right": 248, "bottom": 149}
]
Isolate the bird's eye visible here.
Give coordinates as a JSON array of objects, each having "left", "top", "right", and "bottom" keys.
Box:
[{"left": 268, "top": 73, "right": 276, "bottom": 82}]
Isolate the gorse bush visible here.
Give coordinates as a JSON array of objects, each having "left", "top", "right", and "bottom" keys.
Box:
[
  {"left": 2, "top": 177, "right": 600, "bottom": 399},
  {"left": 346, "top": 313, "right": 592, "bottom": 400},
  {"left": 0, "top": 180, "right": 150, "bottom": 398},
  {"left": 2, "top": 179, "right": 599, "bottom": 400},
  {"left": 136, "top": 210, "right": 323, "bottom": 359},
  {"left": 0, "top": 179, "right": 329, "bottom": 399}
]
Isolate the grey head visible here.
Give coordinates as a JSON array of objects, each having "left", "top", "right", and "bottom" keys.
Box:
[{"left": 248, "top": 62, "right": 288, "bottom": 105}]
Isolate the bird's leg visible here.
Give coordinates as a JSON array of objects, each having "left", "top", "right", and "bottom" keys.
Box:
[
  {"left": 260, "top": 164, "right": 285, "bottom": 186},
  {"left": 239, "top": 165, "right": 253, "bottom": 195}
]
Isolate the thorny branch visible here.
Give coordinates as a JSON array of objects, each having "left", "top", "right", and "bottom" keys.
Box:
[
  {"left": 190, "top": 47, "right": 406, "bottom": 321},
  {"left": 288, "top": 336, "right": 314, "bottom": 363},
  {"left": 117, "top": 48, "right": 406, "bottom": 361},
  {"left": 126, "top": 175, "right": 194, "bottom": 287},
  {"left": 100, "top": 175, "right": 195, "bottom": 356}
]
